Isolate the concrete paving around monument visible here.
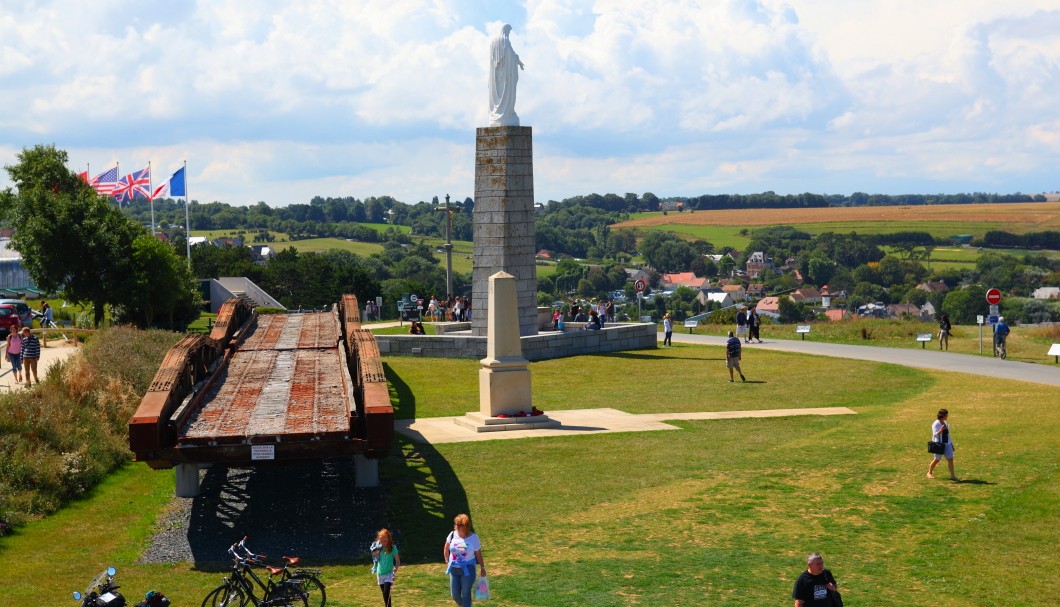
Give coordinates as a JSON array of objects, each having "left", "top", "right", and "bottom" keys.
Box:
[{"left": 396, "top": 406, "right": 855, "bottom": 444}]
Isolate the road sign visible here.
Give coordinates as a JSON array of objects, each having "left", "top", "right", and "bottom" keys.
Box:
[
  {"left": 634, "top": 279, "right": 647, "bottom": 292},
  {"left": 409, "top": 293, "right": 419, "bottom": 305},
  {"left": 986, "top": 288, "right": 1002, "bottom": 305},
  {"left": 988, "top": 315, "right": 999, "bottom": 324},
  {"left": 977, "top": 315, "right": 984, "bottom": 325},
  {"left": 989, "top": 304, "right": 999, "bottom": 316}
]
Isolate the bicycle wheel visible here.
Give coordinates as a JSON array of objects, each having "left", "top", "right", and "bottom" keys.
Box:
[
  {"left": 265, "top": 581, "right": 309, "bottom": 607},
  {"left": 288, "top": 573, "right": 326, "bottom": 607},
  {"left": 202, "top": 583, "right": 246, "bottom": 607}
]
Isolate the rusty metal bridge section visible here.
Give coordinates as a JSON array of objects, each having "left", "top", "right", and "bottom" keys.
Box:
[{"left": 129, "top": 295, "right": 393, "bottom": 494}]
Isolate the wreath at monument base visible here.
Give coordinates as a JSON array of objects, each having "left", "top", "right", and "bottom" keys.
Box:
[{"left": 496, "top": 407, "right": 545, "bottom": 418}]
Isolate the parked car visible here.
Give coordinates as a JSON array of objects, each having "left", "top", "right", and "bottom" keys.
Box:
[
  {"left": 0, "top": 299, "right": 33, "bottom": 327},
  {"left": 0, "top": 304, "right": 22, "bottom": 338}
]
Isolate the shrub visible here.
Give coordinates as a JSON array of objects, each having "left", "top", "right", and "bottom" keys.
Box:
[{"left": 0, "top": 326, "right": 181, "bottom": 528}]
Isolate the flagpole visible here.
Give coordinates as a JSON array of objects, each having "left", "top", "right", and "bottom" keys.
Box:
[
  {"left": 183, "top": 161, "right": 191, "bottom": 267},
  {"left": 148, "top": 160, "right": 156, "bottom": 234},
  {"left": 115, "top": 161, "right": 121, "bottom": 207}
]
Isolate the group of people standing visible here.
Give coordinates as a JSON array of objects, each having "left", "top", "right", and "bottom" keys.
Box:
[
  {"left": 551, "top": 298, "right": 614, "bottom": 331},
  {"left": 427, "top": 295, "right": 472, "bottom": 323},
  {"left": 4, "top": 300, "right": 49, "bottom": 386}
]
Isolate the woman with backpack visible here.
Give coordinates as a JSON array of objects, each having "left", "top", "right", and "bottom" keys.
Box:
[{"left": 444, "top": 513, "right": 486, "bottom": 607}]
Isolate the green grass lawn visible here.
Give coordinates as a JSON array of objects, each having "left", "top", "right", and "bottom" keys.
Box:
[{"left": 3, "top": 346, "right": 1057, "bottom": 606}]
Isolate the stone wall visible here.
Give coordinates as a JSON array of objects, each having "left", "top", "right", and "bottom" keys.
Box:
[{"left": 376, "top": 322, "right": 657, "bottom": 361}]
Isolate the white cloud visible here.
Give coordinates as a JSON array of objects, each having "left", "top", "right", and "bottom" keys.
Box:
[{"left": 0, "top": 0, "right": 1057, "bottom": 204}]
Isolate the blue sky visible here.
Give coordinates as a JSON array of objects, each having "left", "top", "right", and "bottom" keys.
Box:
[{"left": 1, "top": 0, "right": 1058, "bottom": 206}]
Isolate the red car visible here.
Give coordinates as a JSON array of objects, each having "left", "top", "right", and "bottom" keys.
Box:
[{"left": 0, "top": 304, "right": 22, "bottom": 338}]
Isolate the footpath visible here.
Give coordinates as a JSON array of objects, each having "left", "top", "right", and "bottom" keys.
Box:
[{"left": 0, "top": 340, "right": 80, "bottom": 391}]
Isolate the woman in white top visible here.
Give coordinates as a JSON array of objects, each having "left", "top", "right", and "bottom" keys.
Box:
[
  {"left": 444, "top": 513, "right": 486, "bottom": 607},
  {"left": 927, "top": 408, "right": 959, "bottom": 481}
]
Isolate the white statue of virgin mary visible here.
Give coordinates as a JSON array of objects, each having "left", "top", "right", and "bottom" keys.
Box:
[{"left": 488, "top": 23, "right": 524, "bottom": 127}]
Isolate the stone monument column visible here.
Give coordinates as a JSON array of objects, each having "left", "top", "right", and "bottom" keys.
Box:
[{"left": 471, "top": 126, "right": 538, "bottom": 337}]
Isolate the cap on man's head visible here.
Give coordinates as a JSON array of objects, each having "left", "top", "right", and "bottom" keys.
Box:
[
  {"left": 999, "top": 316, "right": 1005, "bottom": 322},
  {"left": 20, "top": 326, "right": 30, "bottom": 333}
]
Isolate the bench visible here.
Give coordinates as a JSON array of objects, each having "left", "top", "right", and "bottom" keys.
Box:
[
  {"left": 1048, "top": 343, "right": 1060, "bottom": 364},
  {"left": 915, "top": 333, "right": 934, "bottom": 348},
  {"left": 683, "top": 319, "right": 699, "bottom": 333},
  {"left": 795, "top": 325, "right": 811, "bottom": 340}
]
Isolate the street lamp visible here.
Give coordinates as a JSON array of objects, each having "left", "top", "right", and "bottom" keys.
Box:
[{"left": 436, "top": 194, "right": 460, "bottom": 297}]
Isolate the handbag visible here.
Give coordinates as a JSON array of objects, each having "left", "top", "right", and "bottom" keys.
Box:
[
  {"left": 473, "top": 576, "right": 491, "bottom": 601},
  {"left": 927, "top": 440, "right": 946, "bottom": 454},
  {"left": 829, "top": 588, "right": 843, "bottom": 607}
]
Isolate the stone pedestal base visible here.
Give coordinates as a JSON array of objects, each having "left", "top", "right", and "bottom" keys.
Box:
[
  {"left": 455, "top": 411, "right": 561, "bottom": 433},
  {"left": 354, "top": 454, "right": 379, "bottom": 487},
  {"left": 479, "top": 365, "right": 532, "bottom": 416}
]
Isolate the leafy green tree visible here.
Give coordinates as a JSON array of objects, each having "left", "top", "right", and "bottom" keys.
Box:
[
  {"left": 0, "top": 145, "right": 143, "bottom": 327},
  {"left": 941, "top": 285, "right": 987, "bottom": 324},
  {"left": 113, "top": 235, "right": 201, "bottom": 329},
  {"left": 777, "top": 295, "right": 806, "bottom": 323}
]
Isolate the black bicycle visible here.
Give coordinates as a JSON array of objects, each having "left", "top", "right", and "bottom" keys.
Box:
[
  {"left": 201, "top": 540, "right": 309, "bottom": 607},
  {"left": 231, "top": 537, "right": 327, "bottom": 607}
]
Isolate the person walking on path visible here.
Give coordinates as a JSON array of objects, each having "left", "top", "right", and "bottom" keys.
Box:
[
  {"left": 5, "top": 328, "right": 24, "bottom": 384},
  {"left": 748, "top": 307, "right": 763, "bottom": 343},
  {"left": 791, "top": 552, "right": 841, "bottom": 607},
  {"left": 444, "top": 513, "right": 486, "bottom": 607},
  {"left": 725, "top": 330, "right": 746, "bottom": 382},
  {"left": 993, "top": 316, "right": 1010, "bottom": 357},
  {"left": 19, "top": 327, "right": 40, "bottom": 385},
  {"left": 736, "top": 306, "right": 749, "bottom": 342},
  {"left": 928, "top": 408, "right": 959, "bottom": 481},
  {"left": 371, "top": 528, "right": 401, "bottom": 607},
  {"left": 662, "top": 313, "right": 673, "bottom": 346},
  {"left": 938, "top": 313, "right": 952, "bottom": 351}
]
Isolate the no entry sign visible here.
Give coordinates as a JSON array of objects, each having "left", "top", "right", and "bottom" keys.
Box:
[{"left": 986, "top": 288, "right": 1002, "bottom": 305}]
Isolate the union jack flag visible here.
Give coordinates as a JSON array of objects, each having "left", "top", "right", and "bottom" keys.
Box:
[
  {"left": 112, "top": 166, "right": 151, "bottom": 204},
  {"left": 89, "top": 167, "right": 119, "bottom": 195}
]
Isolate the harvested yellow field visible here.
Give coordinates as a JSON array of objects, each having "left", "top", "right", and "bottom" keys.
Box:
[{"left": 615, "top": 202, "right": 1060, "bottom": 230}]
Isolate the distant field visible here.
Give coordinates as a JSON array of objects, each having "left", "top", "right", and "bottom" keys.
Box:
[
  {"left": 285, "top": 237, "right": 386, "bottom": 257},
  {"left": 618, "top": 203, "right": 1060, "bottom": 255},
  {"left": 620, "top": 202, "right": 1060, "bottom": 232}
]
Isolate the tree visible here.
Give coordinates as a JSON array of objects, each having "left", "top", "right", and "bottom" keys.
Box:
[
  {"left": 941, "top": 285, "right": 987, "bottom": 324},
  {"left": 777, "top": 295, "right": 806, "bottom": 323},
  {"left": 113, "top": 235, "right": 201, "bottom": 329},
  {"left": 0, "top": 145, "right": 144, "bottom": 327}
]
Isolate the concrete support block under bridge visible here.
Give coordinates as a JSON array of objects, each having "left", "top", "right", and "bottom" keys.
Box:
[
  {"left": 354, "top": 454, "right": 379, "bottom": 487},
  {"left": 175, "top": 463, "right": 201, "bottom": 498}
]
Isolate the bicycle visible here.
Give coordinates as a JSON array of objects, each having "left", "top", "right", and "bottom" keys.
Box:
[
  {"left": 201, "top": 539, "right": 309, "bottom": 607},
  {"left": 232, "top": 537, "right": 327, "bottom": 607}
]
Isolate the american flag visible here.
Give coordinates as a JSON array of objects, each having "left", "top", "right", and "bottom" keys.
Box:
[
  {"left": 89, "top": 167, "right": 119, "bottom": 195},
  {"left": 112, "top": 166, "right": 151, "bottom": 204}
]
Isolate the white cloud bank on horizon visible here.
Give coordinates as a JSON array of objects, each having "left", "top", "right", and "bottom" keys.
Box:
[{"left": 0, "top": 0, "right": 1057, "bottom": 206}]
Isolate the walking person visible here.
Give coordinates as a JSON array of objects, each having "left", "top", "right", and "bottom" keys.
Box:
[
  {"left": 736, "top": 306, "right": 749, "bottom": 342},
  {"left": 662, "top": 313, "right": 673, "bottom": 346},
  {"left": 444, "top": 513, "right": 486, "bottom": 607},
  {"left": 938, "top": 313, "right": 951, "bottom": 351},
  {"left": 993, "top": 316, "right": 1010, "bottom": 358},
  {"left": 748, "top": 306, "right": 762, "bottom": 343},
  {"left": 19, "top": 327, "right": 40, "bottom": 386},
  {"left": 791, "top": 552, "right": 841, "bottom": 607},
  {"left": 5, "top": 327, "right": 24, "bottom": 384},
  {"left": 371, "top": 528, "right": 401, "bottom": 607},
  {"left": 928, "top": 408, "right": 959, "bottom": 481},
  {"left": 40, "top": 300, "right": 53, "bottom": 328},
  {"left": 725, "top": 330, "right": 746, "bottom": 382}
]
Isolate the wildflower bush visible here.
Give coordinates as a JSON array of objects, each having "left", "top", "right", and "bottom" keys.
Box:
[{"left": 0, "top": 326, "right": 181, "bottom": 528}]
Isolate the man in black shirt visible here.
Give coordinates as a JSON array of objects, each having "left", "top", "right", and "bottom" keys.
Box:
[{"left": 792, "top": 552, "right": 839, "bottom": 607}]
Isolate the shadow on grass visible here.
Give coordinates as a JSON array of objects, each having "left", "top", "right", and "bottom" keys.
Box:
[
  {"left": 955, "top": 479, "right": 995, "bottom": 485},
  {"left": 382, "top": 362, "right": 471, "bottom": 564}
]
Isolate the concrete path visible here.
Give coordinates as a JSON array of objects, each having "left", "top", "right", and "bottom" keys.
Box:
[
  {"left": 668, "top": 332, "right": 1060, "bottom": 387},
  {"left": 0, "top": 340, "right": 80, "bottom": 391},
  {"left": 396, "top": 407, "right": 856, "bottom": 444}
]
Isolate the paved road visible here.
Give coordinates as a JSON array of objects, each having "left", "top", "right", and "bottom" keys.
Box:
[{"left": 669, "top": 333, "right": 1060, "bottom": 387}]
